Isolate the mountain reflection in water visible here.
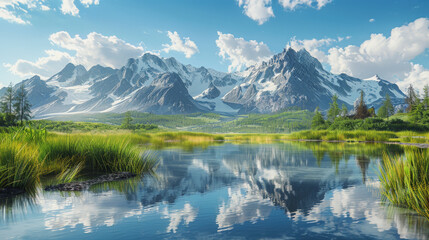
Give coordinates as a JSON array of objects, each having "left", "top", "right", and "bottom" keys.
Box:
[{"left": 1, "top": 142, "right": 428, "bottom": 240}]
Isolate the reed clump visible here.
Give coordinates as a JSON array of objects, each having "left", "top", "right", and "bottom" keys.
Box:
[
  {"left": 0, "top": 139, "right": 41, "bottom": 192},
  {"left": 0, "top": 128, "right": 157, "bottom": 193},
  {"left": 379, "top": 149, "right": 429, "bottom": 220}
]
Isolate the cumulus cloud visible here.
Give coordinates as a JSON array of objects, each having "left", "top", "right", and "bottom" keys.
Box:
[
  {"left": 327, "top": 18, "right": 429, "bottom": 86},
  {"left": 80, "top": 0, "right": 100, "bottom": 7},
  {"left": 5, "top": 50, "right": 73, "bottom": 78},
  {"left": 162, "top": 31, "right": 199, "bottom": 58},
  {"left": 61, "top": 0, "right": 79, "bottom": 16},
  {"left": 278, "top": 0, "right": 332, "bottom": 10},
  {"left": 287, "top": 36, "right": 345, "bottom": 62},
  {"left": 369, "top": 18, "right": 375, "bottom": 23},
  {"left": 237, "top": 0, "right": 274, "bottom": 25},
  {"left": 7, "top": 31, "right": 145, "bottom": 78},
  {"left": 216, "top": 32, "right": 272, "bottom": 72},
  {"left": 399, "top": 64, "right": 429, "bottom": 92},
  {"left": 0, "top": 0, "right": 100, "bottom": 24},
  {"left": 61, "top": 0, "right": 99, "bottom": 16},
  {"left": 288, "top": 18, "right": 429, "bottom": 92}
]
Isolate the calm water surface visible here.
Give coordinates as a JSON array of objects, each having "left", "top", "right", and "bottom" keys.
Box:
[{"left": 1, "top": 142, "right": 429, "bottom": 239}]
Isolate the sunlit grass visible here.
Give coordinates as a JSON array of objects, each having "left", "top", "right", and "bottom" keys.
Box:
[
  {"left": 0, "top": 139, "right": 41, "bottom": 193},
  {"left": 0, "top": 128, "right": 158, "bottom": 193},
  {"left": 379, "top": 149, "right": 429, "bottom": 220},
  {"left": 286, "top": 130, "right": 398, "bottom": 142}
]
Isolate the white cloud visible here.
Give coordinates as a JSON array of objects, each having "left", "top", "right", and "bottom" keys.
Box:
[
  {"left": 5, "top": 50, "right": 72, "bottom": 78},
  {"left": 369, "top": 18, "right": 375, "bottom": 23},
  {"left": 237, "top": 0, "right": 274, "bottom": 25},
  {"left": 287, "top": 36, "right": 344, "bottom": 62},
  {"left": 327, "top": 18, "right": 429, "bottom": 88},
  {"left": 278, "top": 0, "right": 332, "bottom": 10},
  {"left": 80, "top": 0, "right": 100, "bottom": 8},
  {"left": 0, "top": 0, "right": 41, "bottom": 24},
  {"left": 399, "top": 64, "right": 429, "bottom": 92},
  {"left": 287, "top": 18, "right": 429, "bottom": 92},
  {"left": 216, "top": 32, "right": 272, "bottom": 72},
  {"left": 40, "top": 4, "right": 50, "bottom": 11},
  {"left": 0, "top": 0, "right": 99, "bottom": 24},
  {"left": 61, "top": 0, "right": 79, "bottom": 16},
  {"left": 0, "top": 7, "right": 29, "bottom": 24},
  {"left": 162, "top": 31, "right": 199, "bottom": 58},
  {"left": 7, "top": 31, "right": 145, "bottom": 78}
]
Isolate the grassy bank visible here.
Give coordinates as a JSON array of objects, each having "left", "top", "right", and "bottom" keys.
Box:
[
  {"left": 379, "top": 149, "right": 429, "bottom": 220},
  {"left": 0, "top": 128, "right": 157, "bottom": 193}
]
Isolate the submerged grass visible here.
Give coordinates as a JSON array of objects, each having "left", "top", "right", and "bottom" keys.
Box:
[{"left": 379, "top": 149, "right": 429, "bottom": 220}]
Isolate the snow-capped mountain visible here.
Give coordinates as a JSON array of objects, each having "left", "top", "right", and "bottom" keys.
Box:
[
  {"left": 222, "top": 48, "right": 405, "bottom": 113},
  {"left": 2, "top": 48, "right": 406, "bottom": 117}
]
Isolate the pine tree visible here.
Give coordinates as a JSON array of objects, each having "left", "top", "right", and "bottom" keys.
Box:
[
  {"left": 354, "top": 90, "right": 370, "bottom": 119},
  {"left": 13, "top": 83, "right": 32, "bottom": 125},
  {"left": 341, "top": 104, "right": 348, "bottom": 117},
  {"left": 378, "top": 105, "right": 387, "bottom": 118},
  {"left": 121, "top": 111, "right": 133, "bottom": 129},
  {"left": 378, "top": 94, "right": 394, "bottom": 119},
  {"left": 384, "top": 94, "right": 394, "bottom": 118},
  {"left": 312, "top": 107, "right": 325, "bottom": 129},
  {"left": 423, "top": 84, "right": 429, "bottom": 110},
  {"left": 405, "top": 84, "right": 418, "bottom": 112},
  {"left": 327, "top": 94, "right": 340, "bottom": 122},
  {"left": 0, "top": 83, "right": 15, "bottom": 126}
]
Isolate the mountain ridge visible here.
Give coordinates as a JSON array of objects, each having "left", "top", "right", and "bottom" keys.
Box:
[{"left": 1, "top": 48, "right": 406, "bottom": 117}]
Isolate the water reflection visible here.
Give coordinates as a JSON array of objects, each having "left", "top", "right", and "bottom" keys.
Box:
[{"left": 1, "top": 142, "right": 428, "bottom": 240}]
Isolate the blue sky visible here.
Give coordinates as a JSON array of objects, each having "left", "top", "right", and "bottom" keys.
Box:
[{"left": 1, "top": 0, "right": 429, "bottom": 90}]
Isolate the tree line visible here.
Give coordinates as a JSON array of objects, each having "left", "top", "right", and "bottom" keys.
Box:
[
  {"left": 405, "top": 84, "right": 429, "bottom": 124},
  {"left": 311, "top": 88, "right": 410, "bottom": 130},
  {"left": 0, "top": 83, "right": 32, "bottom": 126}
]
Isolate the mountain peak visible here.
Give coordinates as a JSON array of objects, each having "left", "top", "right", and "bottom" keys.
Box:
[{"left": 365, "top": 74, "right": 383, "bottom": 81}]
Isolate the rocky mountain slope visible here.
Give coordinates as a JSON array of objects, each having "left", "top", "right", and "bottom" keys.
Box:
[
  {"left": 1, "top": 48, "right": 406, "bottom": 117},
  {"left": 222, "top": 48, "right": 405, "bottom": 113}
]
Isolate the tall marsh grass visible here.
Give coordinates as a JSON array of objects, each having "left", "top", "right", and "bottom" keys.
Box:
[
  {"left": 0, "top": 128, "right": 157, "bottom": 193},
  {"left": 379, "top": 149, "right": 429, "bottom": 220},
  {"left": 0, "top": 139, "right": 41, "bottom": 192}
]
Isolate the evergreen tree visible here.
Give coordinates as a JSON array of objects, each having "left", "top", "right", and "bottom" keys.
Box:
[
  {"left": 405, "top": 84, "right": 419, "bottom": 112},
  {"left": 384, "top": 94, "right": 395, "bottom": 118},
  {"left": 327, "top": 94, "right": 340, "bottom": 122},
  {"left": 13, "top": 83, "right": 32, "bottom": 125},
  {"left": 121, "top": 111, "right": 133, "bottom": 129},
  {"left": 378, "top": 105, "right": 387, "bottom": 118},
  {"left": 311, "top": 107, "right": 325, "bottom": 129},
  {"left": 378, "top": 94, "right": 394, "bottom": 119},
  {"left": 423, "top": 84, "right": 429, "bottom": 109},
  {"left": 411, "top": 102, "right": 425, "bottom": 123},
  {"left": 341, "top": 104, "right": 348, "bottom": 117},
  {"left": 354, "top": 90, "right": 370, "bottom": 119},
  {"left": 0, "top": 83, "right": 15, "bottom": 126}
]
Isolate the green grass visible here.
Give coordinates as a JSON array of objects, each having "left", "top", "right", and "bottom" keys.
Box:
[
  {"left": 287, "top": 130, "right": 398, "bottom": 142},
  {"left": 0, "top": 127, "right": 157, "bottom": 193},
  {"left": 37, "top": 110, "right": 313, "bottom": 133},
  {"left": 379, "top": 149, "right": 429, "bottom": 220},
  {"left": 0, "top": 139, "right": 41, "bottom": 193}
]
